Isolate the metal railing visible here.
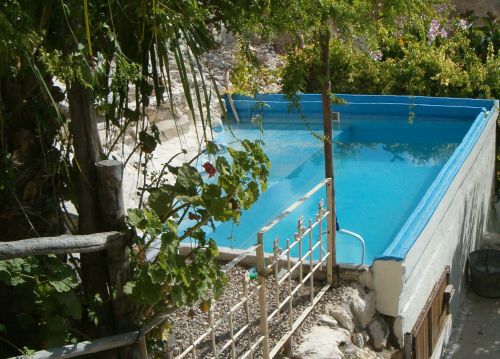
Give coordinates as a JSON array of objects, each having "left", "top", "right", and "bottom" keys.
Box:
[
  {"left": 170, "top": 178, "right": 335, "bottom": 359},
  {"left": 339, "top": 228, "right": 366, "bottom": 264}
]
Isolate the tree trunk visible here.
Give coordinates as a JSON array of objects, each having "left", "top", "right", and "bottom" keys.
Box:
[
  {"left": 320, "top": 25, "right": 333, "bottom": 180},
  {"left": 319, "top": 23, "right": 337, "bottom": 282},
  {"left": 68, "top": 83, "right": 118, "bottom": 357}
]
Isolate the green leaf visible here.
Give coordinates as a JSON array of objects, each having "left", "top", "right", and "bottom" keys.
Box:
[
  {"left": 176, "top": 194, "right": 203, "bottom": 205},
  {"left": 206, "top": 141, "right": 218, "bottom": 154},
  {"left": 49, "top": 278, "right": 73, "bottom": 292},
  {"left": 127, "top": 208, "right": 146, "bottom": 228},
  {"left": 55, "top": 291, "right": 82, "bottom": 319},
  {"left": 0, "top": 259, "right": 26, "bottom": 286},
  {"left": 0, "top": 265, "right": 13, "bottom": 285},
  {"left": 126, "top": 273, "right": 163, "bottom": 305},
  {"left": 149, "top": 265, "right": 166, "bottom": 284},
  {"left": 148, "top": 188, "right": 173, "bottom": 217},
  {"left": 207, "top": 240, "right": 219, "bottom": 257},
  {"left": 139, "top": 130, "right": 158, "bottom": 153},
  {"left": 176, "top": 164, "right": 203, "bottom": 189},
  {"left": 88, "top": 308, "right": 99, "bottom": 327},
  {"left": 171, "top": 286, "right": 187, "bottom": 307},
  {"left": 124, "top": 107, "right": 139, "bottom": 121}
]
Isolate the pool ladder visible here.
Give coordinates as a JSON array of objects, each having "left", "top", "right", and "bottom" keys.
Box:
[
  {"left": 324, "top": 227, "right": 366, "bottom": 264},
  {"left": 339, "top": 228, "right": 366, "bottom": 265}
]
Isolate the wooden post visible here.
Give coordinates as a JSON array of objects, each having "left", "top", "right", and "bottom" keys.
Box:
[
  {"left": 256, "top": 232, "right": 270, "bottom": 359},
  {"left": 320, "top": 22, "right": 337, "bottom": 284},
  {"left": 68, "top": 83, "right": 117, "bottom": 352},
  {"left": 138, "top": 335, "right": 148, "bottom": 359},
  {"left": 320, "top": 23, "right": 333, "bottom": 182},
  {"left": 96, "top": 160, "right": 140, "bottom": 358},
  {"left": 326, "top": 179, "right": 335, "bottom": 285}
]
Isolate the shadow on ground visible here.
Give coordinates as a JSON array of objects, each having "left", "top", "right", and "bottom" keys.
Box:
[{"left": 444, "top": 287, "right": 500, "bottom": 358}]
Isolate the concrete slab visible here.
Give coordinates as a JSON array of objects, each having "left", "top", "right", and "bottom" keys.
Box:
[{"left": 443, "top": 289, "right": 500, "bottom": 358}]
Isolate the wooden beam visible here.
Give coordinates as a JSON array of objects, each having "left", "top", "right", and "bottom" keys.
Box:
[
  {"left": 9, "top": 331, "right": 140, "bottom": 359},
  {"left": 0, "top": 232, "right": 123, "bottom": 260}
]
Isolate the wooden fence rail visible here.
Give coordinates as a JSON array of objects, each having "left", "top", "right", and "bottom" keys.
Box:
[
  {"left": 14, "top": 331, "right": 141, "bottom": 359},
  {"left": 0, "top": 232, "right": 123, "bottom": 260}
]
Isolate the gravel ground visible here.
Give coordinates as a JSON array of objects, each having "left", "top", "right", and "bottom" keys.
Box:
[
  {"left": 162, "top": 266, "right": 344, "bottom": 359},
  {"left": 284, "top": 283, "right": 347, "bottom": 354}
]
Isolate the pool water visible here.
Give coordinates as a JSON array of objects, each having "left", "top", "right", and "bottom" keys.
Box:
[{"left": 204, "top": 115, "right": 470, "bottom": 264}]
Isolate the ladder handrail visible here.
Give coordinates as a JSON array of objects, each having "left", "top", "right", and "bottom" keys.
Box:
[{"left": 339, "top": 228, "right": 366, "bottom": 265}]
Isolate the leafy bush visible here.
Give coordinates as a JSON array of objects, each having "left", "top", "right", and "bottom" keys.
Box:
[
  {"left": 0, "top": 256, "right": 80, "bottom": 350},
  {"left": 125, "top": 139, "right": 269, "bottom": 325},
  {"left": 281, "top": 15, "right": 500, "bottom": 99}
]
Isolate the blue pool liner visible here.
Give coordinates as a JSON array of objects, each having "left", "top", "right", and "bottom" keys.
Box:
[
  {"left": 378, "top": 106, "right": 497, "bottom": 261},
  {"left": 225, "top": 94, "right": 498, "bottom": 262}
]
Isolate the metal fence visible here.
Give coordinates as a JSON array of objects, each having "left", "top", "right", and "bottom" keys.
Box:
[{"left": 171, "top": 178, "right": 335, "bottom": 359}]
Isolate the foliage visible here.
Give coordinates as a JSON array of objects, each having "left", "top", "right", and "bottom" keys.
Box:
[
  {"left": 229, "top": 42, "right": 283, "bottom": 95},
  {"left": 461, "top": 10, "right": 499, "bottom": 62},
  {"left": 125, "top": 140, "right": 269, "bottom": 317},
  {"left": 281, "top": 11, "right": 500, "bottom": 99},
  {"left": 0, "top": 0, "right": 273, "bottom": 354},
  {"left": 0, "top": 256, "right": 80, "bottom": 349}
]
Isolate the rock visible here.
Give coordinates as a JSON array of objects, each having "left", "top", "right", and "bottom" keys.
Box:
[
  {"left": 352, "top": 332, "right": 364, "bottom": 348},
  {"left": 390, "top": 349, "right": 404, "bottom": 359},
  {"left": 342, "top": 343, "right": 377, "bottom": 359},
  {"left": 318, "top": 314, "right": 338, "bottom": 327},
  {"left": 295, "top": 326, "right": 351, "bottom": 359},
  {"left": 349, "top": 288, "right": 376, "bottom": 330},
  {"left": 325, "top": 303, "right": 354, "bottom": 332},
  {"left": 339, "top": 266, "right": 375, "bottom": 289},
  {"left": 361, "top": 330, "right": 370, "bottom": 345},
  {"left": 367, "top": 314, "right": 390, "bottom": 351},
  {"left": 375, "top": 349, "right": 393, "bottom": 359}
]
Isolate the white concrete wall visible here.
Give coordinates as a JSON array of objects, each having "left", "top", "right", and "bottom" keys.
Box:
[{"left": 374, "top": 110, "right": 498, "bottom": 345}]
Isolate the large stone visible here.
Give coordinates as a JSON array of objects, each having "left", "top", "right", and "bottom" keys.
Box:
[
  {"left": 318, "top": 314, "right": 338, "bottom": 327},
  {"left": 349, "top": 288, "right": 377, "bottom": 330},
  {"left": 295, "top": 326, "right": 351, "bottom": 359},
  {"left": 325, "top": 303, "right": 354, "bottom": 332},
  {"left": 342, "top": 343, "right": 377, "bottom": 359},
  {"left": 367, "top": 314, "right": 390, "bottom": 351},
  {"left": 339, "top": 266, "right": 375, "bottom": 289}
]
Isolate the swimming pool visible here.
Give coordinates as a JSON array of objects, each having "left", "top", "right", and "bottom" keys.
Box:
[
  {"left": 213, "top": 93, "right": 498, "bottom": 350},
  {"left": 208, "top": 111, "right": 471, "bottom": 264}
]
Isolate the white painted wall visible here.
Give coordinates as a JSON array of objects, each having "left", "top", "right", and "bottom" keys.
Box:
[{"left": 374, "top": 110, "right": 498, "bottom": 345}]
